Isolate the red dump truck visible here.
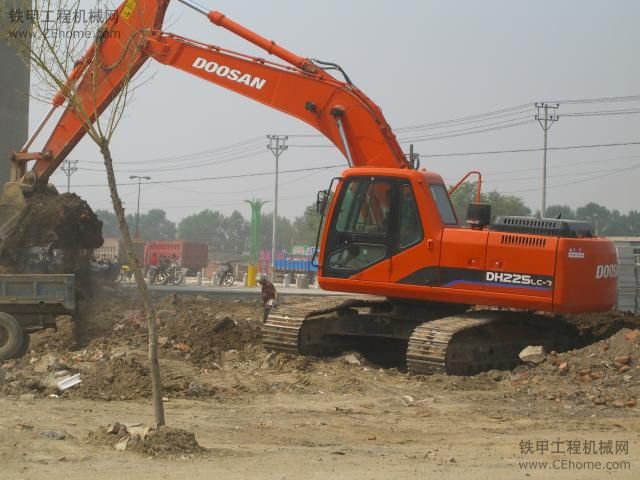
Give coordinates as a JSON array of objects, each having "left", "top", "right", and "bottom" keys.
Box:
[{"left": 144, "top": 241, "right": 208, "bottom": 273}]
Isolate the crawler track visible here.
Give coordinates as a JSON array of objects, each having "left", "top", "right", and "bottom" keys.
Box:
[{"left": 264, "top": 300, "right": 578, "bottom": 375}]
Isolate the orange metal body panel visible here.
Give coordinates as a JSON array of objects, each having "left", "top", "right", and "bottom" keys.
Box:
[
  {"left": 439, "top": 229, "right": 489, "bottom": 292},
  {"left": 553, "top": 238, "right": 618, "bottom": 313},
  {"left": 484, "top": 232, "right": 557, "bottom": 299}
]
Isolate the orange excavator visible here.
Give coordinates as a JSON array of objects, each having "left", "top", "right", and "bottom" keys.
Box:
[{"left": 6, "top": 0, "right": 618, "bottom": 373}]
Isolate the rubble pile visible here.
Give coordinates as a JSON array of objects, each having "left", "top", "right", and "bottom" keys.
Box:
[
  {"left": 113, "top": 295, "right": 262, "bottom": 368},
  {"left": 88, "top": 422, "right": 206, "bottom": 458},
  {"left": 510, "top": 328, "right": 640, "bottom": 409}
]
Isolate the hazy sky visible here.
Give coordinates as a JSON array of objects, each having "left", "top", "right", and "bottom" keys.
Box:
[{"left": 28, "top": 0, "right": 640, "bottom": 223}]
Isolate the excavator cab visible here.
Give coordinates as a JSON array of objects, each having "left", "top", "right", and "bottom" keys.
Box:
[{"left": 317, "top": 167, "right": 618, "bottom": 315}]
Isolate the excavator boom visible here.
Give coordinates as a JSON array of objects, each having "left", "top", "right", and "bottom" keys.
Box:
[{"left": 14, "top": 0, "right": 408, "bottom": 182}]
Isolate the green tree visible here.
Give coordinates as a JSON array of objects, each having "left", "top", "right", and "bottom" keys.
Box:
[
  {"left": 221, "top": 210, "right": 250, "bottom": 253},
  {"left": 449, "top": 183, "right": 531, "bottom": 222},
  {"left": 484, "top": 191, "right": 531, "bottom": 218},
  {"left": 627, "top": 210, "right": 640, "bottom": 236},
  {"left": 95, "top": 209, "right": 120, "bottom": 238},
  {"left": 292, "top": 202, "right": 322, "bottom": 246},
  {"left": 260, "top": 213, "right": 295, "bottom": 252},
  {"left": 575, "top": 203, "right": 610, "bottom": 235},
  {"left": 177, "top": 209, "right": 225, "bottom": 246},
  {"left": 449, "top": 182, "right": 478, "bottom": 223},
  {"left": 126, "top": 209, "right": 176, "bottom": 241},
  {"left": 544, "top": 205, "right": 575, "bottom": 219}
]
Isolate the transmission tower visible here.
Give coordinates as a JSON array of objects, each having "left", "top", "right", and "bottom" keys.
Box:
[
  {"left": 535, "top": 103, "right": 559, "bottom": 217},
  {"left": 61, "top": 159, "right": 78, "bottom": 192},
  {"left": 267, "top": 135, "right": 288, "bottom": 279}
]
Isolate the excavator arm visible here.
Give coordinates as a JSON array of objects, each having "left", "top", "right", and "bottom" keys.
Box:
[{"left": 14, "top": 0, "right": 409, "bottom": 182}]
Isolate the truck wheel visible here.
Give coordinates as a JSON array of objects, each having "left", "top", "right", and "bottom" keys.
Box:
[
  {"left": 16, "top": 334, "right": 31, "bottom": 358},
  {"left": 0, "top": 312, "right": 26, "bottom": 361}
]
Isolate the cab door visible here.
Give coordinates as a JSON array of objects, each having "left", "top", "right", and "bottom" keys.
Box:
[
  {"left": 322, "top": 177, "right": 394, "bottom": 282},
  {"left": 389, "top": 181, "right": 441, "bottom": 285}
]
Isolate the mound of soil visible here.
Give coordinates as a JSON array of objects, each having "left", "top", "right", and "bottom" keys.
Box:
[
  {"left": 129, "top": 427, "right": 206, "bottom": 458},
  {"left": 88, "top": 424, "right": 206, "bottom": 458},
  {"left": 113, "top": 295, "right": 262, "bottom": 368},
  {"left": 510, "top": 328, "right": 640, "bottom": 408},
  {"left": 68, "top": 357, "right": 152, "bottom": 401},
  {"left": 568, "top": 311, "right": 640, "bottom": 341},
  {"left": 0, "top": 190, "right": 103, "bottom": 270}
]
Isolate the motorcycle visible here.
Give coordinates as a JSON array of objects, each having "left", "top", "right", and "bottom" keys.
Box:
[
  {"left": 165, "top": 262, "right": 185, "bottom": 285},
  {"left": 213, "top": 265, "right": 235, "bottom": 287},
  {"left": 148, "top": 264, "right": 170, "bottom": 285},
  {"left": 91, "top": 258, "right": 120, "bottom": 282}
]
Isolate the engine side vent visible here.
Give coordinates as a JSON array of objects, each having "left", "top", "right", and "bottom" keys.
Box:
[
  {"left": 501, "top": 234, "right": 547, "bottom": 248},
  {"left": 490, "top": 216, "right": 593, "bottom": 238}
]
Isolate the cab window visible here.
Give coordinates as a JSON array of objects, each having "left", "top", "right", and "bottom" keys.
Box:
[
  {"left": 335, "top": 180, "right": 391, "bottom": 235},
  {"left": 430, "top": 184, "right": 458, "bottom": 225},
  {"left": 397, "top": 183, "right": 423, "bottom": 249}
]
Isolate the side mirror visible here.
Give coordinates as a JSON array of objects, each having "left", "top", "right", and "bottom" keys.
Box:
[
  {"left": 316, "top": 189, "right": 328, "bottom": 214},
  {"left": 466, "top": 203, "right": 491, "bottom": 229}
]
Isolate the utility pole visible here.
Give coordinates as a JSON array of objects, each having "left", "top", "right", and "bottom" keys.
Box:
[
  {"left": 408, "top": 144, "right": 420, "bottom": 169},
  {"left": 535, "top": 102, "right": 559, "bottom": 217},
  {"left": 267, "top": 135, "right": 288, "bottom": 280},
  {"left": 129, "top": 175, "right": 151, "bottom": 239},
  {"left": 61, "top": 159, "right": 78, "bottom": 192}
]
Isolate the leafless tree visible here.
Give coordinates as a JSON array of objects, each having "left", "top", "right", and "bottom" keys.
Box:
[{"left": 1, "top": 0, "right": 165, "bottom": 426}]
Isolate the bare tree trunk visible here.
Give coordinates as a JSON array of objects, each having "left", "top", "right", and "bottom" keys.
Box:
[{"left": 99, "top": 140, "right": 165, "bottom": 427}]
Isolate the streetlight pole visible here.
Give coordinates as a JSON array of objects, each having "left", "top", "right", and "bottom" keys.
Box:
[{"left": 129, "top": 175, "right": 151, "bottom": 239}]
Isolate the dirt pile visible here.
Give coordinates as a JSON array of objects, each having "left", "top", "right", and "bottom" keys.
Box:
[
  {"left": 568, "top": 311, "right": 640, "bottom": 341},
  {"left": 112, "top": 295, "right": 262, "bottom": 368},
  {"left": 88, "top": 423, "right": 206, "bottom": 458},
  {"left": 0, "top": 190, "right": 103, "bottom": 270},
  {"left": 509, "top": 328, "right": 640, "bottom": 409},
  {"left": 68, "top": 356, "right": 152, "bottom": 401}
]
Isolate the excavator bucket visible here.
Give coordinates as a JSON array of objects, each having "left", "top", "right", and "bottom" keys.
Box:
[{"left": 0, "top": 183, "right": 103, "bottom": 271}]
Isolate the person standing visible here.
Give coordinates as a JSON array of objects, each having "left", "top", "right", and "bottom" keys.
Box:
[{"left": 257, "top": 273, "right": 278, "bottom": 322}]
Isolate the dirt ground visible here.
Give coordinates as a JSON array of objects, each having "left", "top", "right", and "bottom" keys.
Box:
[{"left": 1, "top": 287, "right": 639, "bottom": 479}]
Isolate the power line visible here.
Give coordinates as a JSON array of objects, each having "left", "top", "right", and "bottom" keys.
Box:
[
  {"left": 394, "top": 104, "right": 533, "bottom": 132},
  {"left": 419, "top": 140, "right": 640, "bottom": 158},
  {"left": 545, "top": 94, "right": 640, "bottom": 105},
  {"left": 65, "top": 164, "right": 345, "bottom": 188},
  {"left": 76, "top": 147, "right": 266, "bottom": 173},
  {"left": 486, "top": 162, "right": 640, "bottom": 184},
  {"left": 156, "top": 167, "right": 328, "bottom": 197},
  {"left": 560, "top": 108, "right": 640, "bottom": 117},
  {"left": 398, "top": 118, "right": 534, "bottom": 143},
  {"left": 501, "top": 162, "right": 640, "bottom": 194},
  {"left": 76, "top": 136, "right": 265, "bottom": 165},
  {"left": 479, "top": 153, "right": 640, "bottom": 178}
]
